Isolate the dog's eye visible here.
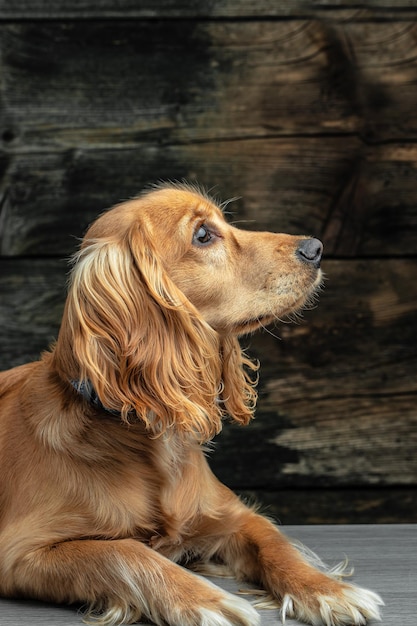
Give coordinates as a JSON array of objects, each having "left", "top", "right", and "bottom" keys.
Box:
[{"left": 193, "top": 224, "right": 212, "bottom": 246}]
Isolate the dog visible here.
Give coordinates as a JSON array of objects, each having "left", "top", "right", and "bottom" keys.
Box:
[{"left": 0, "top": 183, "right": 383, "bottom": 625}]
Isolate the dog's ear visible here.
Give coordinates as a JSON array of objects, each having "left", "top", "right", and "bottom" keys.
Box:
[{"left": 56, "top": 223, "right": 228, "bottom": 440}]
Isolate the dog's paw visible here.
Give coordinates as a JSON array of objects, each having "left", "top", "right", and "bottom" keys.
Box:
[
  {"left": 281, "top": 582, "right": 383, "bottom": 626},
  {"left": 196, "top": 592, "right": 260, "bottom": 626},
  {"left": 86, "top": 588, "right": 260, "bottom": 626}
]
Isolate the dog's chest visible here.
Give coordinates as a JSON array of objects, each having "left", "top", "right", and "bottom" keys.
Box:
[
  {"left": 139, "top": 437, "right": 206, "bottom": 552},
  {"left": 85, "top": 431, "right": 205, "bottom": 553}
]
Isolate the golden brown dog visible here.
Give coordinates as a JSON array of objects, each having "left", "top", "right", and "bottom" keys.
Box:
[{"left": 0, "top": 183, "right": 382, "bottom": 625}]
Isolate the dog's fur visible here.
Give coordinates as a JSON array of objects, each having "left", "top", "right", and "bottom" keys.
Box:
[{"left": 0, "top": 184, "right": 382, "bottom": 625}]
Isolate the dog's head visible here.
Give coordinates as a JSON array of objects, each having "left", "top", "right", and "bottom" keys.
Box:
[{"left": 54, "top": 183, "right": 322, "bottom": 441}]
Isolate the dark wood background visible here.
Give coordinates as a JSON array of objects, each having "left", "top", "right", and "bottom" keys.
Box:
[{"left": 1, "top": 1, "right": 416, "bottom": 523}]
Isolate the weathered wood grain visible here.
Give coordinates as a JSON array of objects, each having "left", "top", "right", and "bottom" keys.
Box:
[
  {"left": 214, "top": 392, "right": 417, "bottom": 488},
  {"left": 1, "top": 17, "right": 417, "bottom": 257},
  {"left": 0, "top": 259, "right": 66, "bottom": 368},
  {"left": 1, "top": 19, "right": 417, "bottom": 149},
  {"left": 1, "top": 140, "right": 417, "bottom": 256},
  {"left": 0, "top": 0, "right": 416, "bottom": 20},
  {"left": 238, "top": 488, "right": 417, "bottom": 524}
]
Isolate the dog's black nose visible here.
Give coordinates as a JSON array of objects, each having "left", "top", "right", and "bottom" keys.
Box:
[{"left": 296, "top": 238, "right": 323, "bottom": 268}]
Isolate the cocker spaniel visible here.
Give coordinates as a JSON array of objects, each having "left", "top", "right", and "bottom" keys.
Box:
[{"left": 0, "top": 183, "right": 383, "bottom": 626}]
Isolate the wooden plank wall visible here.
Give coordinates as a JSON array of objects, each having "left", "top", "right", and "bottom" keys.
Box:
[{"left": 1, "top": 1, "right": 416, "bottom": 523}]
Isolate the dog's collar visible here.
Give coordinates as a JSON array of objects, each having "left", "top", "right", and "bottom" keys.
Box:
[{"left": 70, "top": 379, "right": 121, "bottom": 417}]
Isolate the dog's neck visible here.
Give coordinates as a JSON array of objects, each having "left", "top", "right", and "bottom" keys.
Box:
[{"left": 70, "top": 379, "right": 121, "bottom": 417}]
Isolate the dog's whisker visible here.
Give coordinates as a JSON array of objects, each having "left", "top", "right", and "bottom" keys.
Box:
[{"left": 258, "top": 319, "right": 282, "bottom": 341}]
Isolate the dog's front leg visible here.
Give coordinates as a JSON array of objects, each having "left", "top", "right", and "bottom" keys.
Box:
[
  {"left": 218, "top": 511, "right": 383, "bottom": 626},
  {"left": 7, "top": 537, "right": 260, "bottom": 626}
]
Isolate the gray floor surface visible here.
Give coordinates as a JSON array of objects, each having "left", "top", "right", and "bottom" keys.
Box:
[{"left": 1, "top": 525, "right": 415, "bottom": 625}]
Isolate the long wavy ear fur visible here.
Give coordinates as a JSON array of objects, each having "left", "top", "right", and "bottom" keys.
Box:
[{"left": 52, "top": 222, "right": 258, "bottom": 441}]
